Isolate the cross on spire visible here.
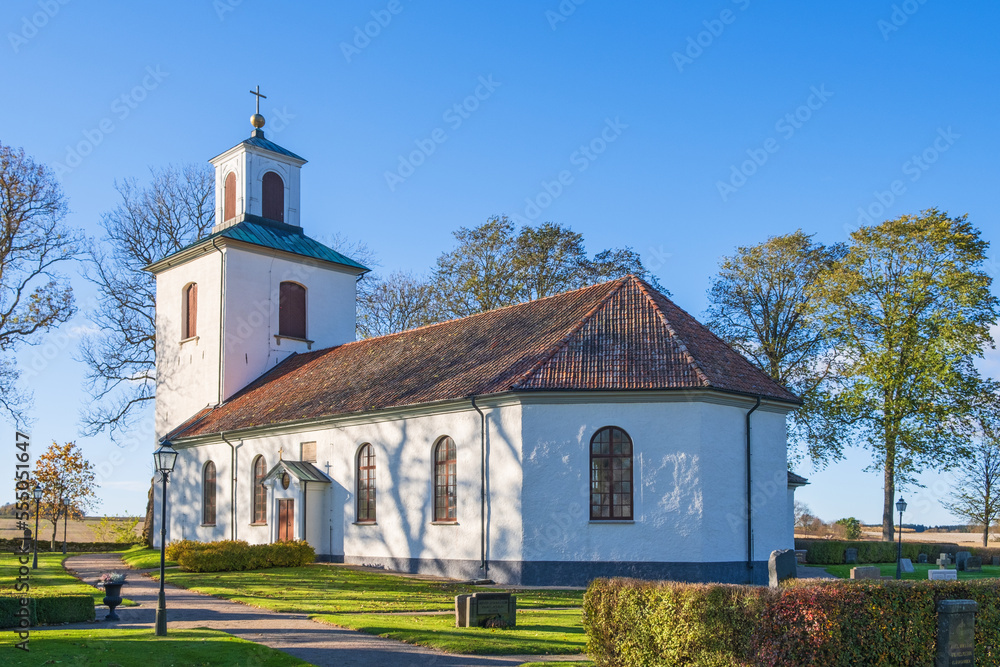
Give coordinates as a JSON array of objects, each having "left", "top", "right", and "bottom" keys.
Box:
[{"left": 250, "top": 85, "right": 267, "bottom": 114}]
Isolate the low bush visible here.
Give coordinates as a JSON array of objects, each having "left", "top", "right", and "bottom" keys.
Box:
[
  {"left": 584, "top": 578, "right": 1000, "bottom": 667},
  {"left": 170, "top": 539, "right": 315, "bottom": 572},
  {"left": 796, "top": 538, "right": 958, "bottom": 565},
  {"left": 0, "top": 539, "right": 139, "bottom": 553},
  {"left": 0, "top": 594, "right": 95, "bottom": 628}
]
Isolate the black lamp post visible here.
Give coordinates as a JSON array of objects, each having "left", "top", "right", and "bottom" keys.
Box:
[
  {"left": 895, "top": 496, "right": 907, "bottom": 580},
  {"left": 32, "top": 484, "right": 42, "bottom": 569},
  {"left": 153, "top": 440, "right": 178, "bottom": 637},
  {"left": 61, "top": 497, "right": 68, "bottom": 555}
]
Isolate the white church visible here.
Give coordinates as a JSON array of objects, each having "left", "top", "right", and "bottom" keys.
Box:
[{"left": 148, "top": 107, "right": 806, "bottom": 586}]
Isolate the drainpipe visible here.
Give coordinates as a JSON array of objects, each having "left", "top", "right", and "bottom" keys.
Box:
[
  {"left": 471, "top": 396, "right": 488, "bottom": 578},
  {"left": 302, "top": 480, "right": 308, "bottom": 544},
  {"left": 211, "top": 237, "right": 227, "bottom": 406},
  {"left": 220, "top": 432, "right": 241, "bottom": 541},
  {"left": 745, "top": 396, "right": 761, "bottom": 582}
]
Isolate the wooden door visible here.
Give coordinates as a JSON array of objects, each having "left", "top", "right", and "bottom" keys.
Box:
[{"left": 277, "top": 499, "right": 294, "bottom": 542}]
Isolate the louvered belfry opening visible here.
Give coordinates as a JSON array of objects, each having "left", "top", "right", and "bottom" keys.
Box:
[
  {"left": 279, "top": 281, "right": 306, "bottom": 338},
  {"left": 224, "top": 172, "right": 236, "bottom": 221},
  {"left": 262, "top": 171, "right": 284, "bottom": 222},
  {"left": 183, "top": 283, "right": 198, "bottom": 339}
]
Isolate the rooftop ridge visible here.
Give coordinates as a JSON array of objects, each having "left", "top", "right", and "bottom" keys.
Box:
[
  {"left": 509, "top": 276, "right": 630, "bottom": 390},
  {"left": 630, "top": 276, "right": 712, "bottom": 387}
]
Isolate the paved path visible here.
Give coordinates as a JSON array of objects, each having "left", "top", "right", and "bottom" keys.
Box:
[
  {"left": 797, "top": 565, "right": 836, "bottom": 579},
  {"left": 53, "top": 554, "right": 585, "bottom": 667}
]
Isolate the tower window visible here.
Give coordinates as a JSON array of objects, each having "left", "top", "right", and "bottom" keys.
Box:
[
  {"left": 279, "top": 282, "right": 306, "bottom": 339},
  {"left": 262, "top": 171, "right": 284, "bottom": 222},
  {"left": 224, "top": 172, "right": 236, "bottom": 221},
  {"left": 182, "top": 283, "right": 198, "bottom": 339}
]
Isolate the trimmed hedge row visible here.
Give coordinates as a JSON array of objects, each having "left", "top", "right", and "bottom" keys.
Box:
[
  {"left": 167, "top": 539, "right": 315, "bottom": 572},
  {"left": 795, "top": 539, "right": 962, "bottom": 565},
  {"left": 0, "top": 594, "right": 95, "bottom": 628},
  {"left": 584, "top": 578, "right": 1000, "bottom": 667},
  {"left": 0, "top": 539, "right": 140, "bottom": 553}
]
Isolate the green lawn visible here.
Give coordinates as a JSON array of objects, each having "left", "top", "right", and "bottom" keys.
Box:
[
  {"left": 518, "top": 663, "right": 592, "bottom": 667},
  {"left": 120, "top": 544, "right": 177, "bottom": 569},
  {"left": 807, "top": 562, "right": 1000, "bottom": 581},
  {"left": 162, "top": 563, "right": 584, "bottom": 614},
  {"left": 317, "top": 609, "right": 587, "bottom": 656},
  {"left": 6, "top": 627, "right": 309, "bottom": 666},
  {"left": 0, "top": 551, "right": 137, "bottom": 606}
]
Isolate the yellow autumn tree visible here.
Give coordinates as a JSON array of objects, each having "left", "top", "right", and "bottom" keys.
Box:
[{"left": 32, "top": 441, "right": 97, "bottom": 549}]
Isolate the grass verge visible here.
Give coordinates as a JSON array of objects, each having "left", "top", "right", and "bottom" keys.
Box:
[
  {"left": 518, "top": 663, "right": 592, "bottom": 667},
  {"left": 317, "top": 609, "right": 587, "bottom": 655},
  {"left": 121, "top": 545, "right": 177, "bottom": 569},
  {"left": 162, "top": 563, "right": 584, "bottom": 614},
  {"left": 809, "top": 562, "right": 1000, "bottom": 581},
  {"left": 0, "top": 551, "right": 136, "bottom": 607},
  {"left": 7, "top": 627, "right": 309, "bottom": 666}
]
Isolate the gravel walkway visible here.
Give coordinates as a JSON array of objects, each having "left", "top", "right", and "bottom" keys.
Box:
[{"left": 52, "top": 554, "right": 585, "bottom": 667}]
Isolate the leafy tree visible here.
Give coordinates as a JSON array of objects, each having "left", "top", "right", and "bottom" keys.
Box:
[
  {"left": 943, "top": 398, "right": 1000, "bottom": 547},
  {"left": 91, "top": 515, "right": 142, "bottom": 543},
  {"left": 32, "top": 441, "right": 98, "bottom": 549},
  {"left": 706, "top": 231, "right": 845, "bottom": 464},
  {"left": 0, "top": 142, "right": 81, "bottom": 424},
  {"left": 835, "top": 517, "right": 862, "bottom": 540},
  {"left": 80, "top": 165, "right": 213, "bottom": 438},
  {"left": 812, "top": 210, "right": 998, "bottom": 541},
  {"left": 514, "top": 222, "right": 589, "bottom": 299}
]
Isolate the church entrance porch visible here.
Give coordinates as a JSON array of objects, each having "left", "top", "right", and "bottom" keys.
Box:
[{"left": 277, "top": 498, "right": 294, "bottom": 541}]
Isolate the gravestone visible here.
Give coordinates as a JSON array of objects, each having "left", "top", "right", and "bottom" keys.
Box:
[
  {"left": 938, "top": 555, "right": 952, "bottom": 569},
  {"left": 929, "top": 569, "right": 958, "bottom": 581},
  {"left": 963, "top": 557, "right": 982, "bottom": 573},
  {"left": 844, "top": 548, "right": 858, "bottom": 564},
  {"left": 936, "top": 599, "right": 977, "bottom": 667},
  {"left": 850, "top": 566, "right": 883, "bottom": 580},
  {"left": 955, "top": 551, "right": 971, "bottom": 570},
  {"left": 918, "top": 553, "right": 928, "bottom": 564},
  {"left": 993, "top": 556, "right": 1000, "bottom": 567},
  {"left": 769, "top": 549, "right": 797, "bottom": 588},
  {"left": 455, "top": 592, "right": 516, "bottom": 628},
  {"left": 900, "top": 558, "right": 915, "bottom": 573},
  {"left": 794, "top": 549, "right": 808, "bottom": 564}
]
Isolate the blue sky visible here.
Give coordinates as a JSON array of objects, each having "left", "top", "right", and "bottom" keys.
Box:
[{"left": 2, "top": 1, "right": 998, "bottom": 524}]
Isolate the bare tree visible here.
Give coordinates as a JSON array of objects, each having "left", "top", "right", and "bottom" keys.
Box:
[
  {"left": 944, "top": 398, "right": 1000, "bottom": 547},
  {"left": 0, "top": 142, "right": 80, "bottom": 425},
  {"left": 80, "top": 165, "right": 213, "bottom": 438},
  {"left": 358, "top": 271, "right": 437, "bottom": 338}
]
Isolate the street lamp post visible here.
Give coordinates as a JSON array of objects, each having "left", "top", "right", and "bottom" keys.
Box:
[
  {"left": 32, "top": 484, "right": 42, "bottom": 569},
  {"left": 153, "top": 441, "right": 178, "bottom": 637},
  {"left": 61, "top": 497, "right": 68, "bottom": 555},
  {"left": 895, "top": 496, "right": 907, "bottom": 580}
]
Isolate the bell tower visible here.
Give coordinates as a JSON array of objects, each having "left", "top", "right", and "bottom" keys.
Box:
[{"left": 208, "top": 86, "right": 307, "bottom": 232}]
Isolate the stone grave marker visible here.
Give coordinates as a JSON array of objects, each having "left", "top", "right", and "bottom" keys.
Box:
[
  {"left": 929, "top": 569, "right": 958, "bottom": 581},
  {"left": 769, "top": 549, "right": 797, "bottom": 588},
  {"left": 900, "top": 558, "right": 915, "bottom": 573},
  {"left": 963, "top": 557, "right": 982, "bottom": 572},
  {"left": 955, "top": 551, "right": 971, "bottom": 570},
  {"left": 938, "top": 554, "right": 952, "bottom": 569},
  {"left": 993, "top": 556, "right": 1000, "bottom": 567},
  {"left": 844, "top": 548, "right": 858, "bottom": 564},
  {"left": 936, "top": 599, "right": 977, "bottom": 667},
  {"left": 850, "top": 566, "right": 883, "bottom": 580},
  {"left": 794, "top": 549, "right": 807, "bottom": 564},
  {"left": 918, "top": 553, "right": 928, "bottom": 564},
  {"left": 455, "top": 592, "right": 516, "bottom": 628}
]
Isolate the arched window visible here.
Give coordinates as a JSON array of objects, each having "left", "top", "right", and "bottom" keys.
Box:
[
  {"left": 202, "top": 461, "right": 216, "bottom": 525},
  {"left": 224, "top": 172, "right": 237, "bottom": 221},
  {"left": 252, "top": 455, "right": 267, "bottom": 524},
  {"left": 590, "top": 427, "right": 633, "bottom": 520},
  {"left": 433, "top": 437, "right": 457, "bottom": 522},
  {"left": 279, "top": 282, "right": 306, "bottom": 339},
  {"left": 262, "top": 171, "right": 284, "bottom": 222},
  {"left": 182, "top": 283, "right": 198, "bottom": 339},
  {"left": 357, "top": 444, "right": 376, "bottom": 523}
]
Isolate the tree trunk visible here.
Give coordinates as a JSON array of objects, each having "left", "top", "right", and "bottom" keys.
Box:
[
  {"left": 882, "top": 435, "right": 896, "bottom": 542},
  {"left": 142, "top": 477, "right": 155, "bottom": 547},
  {"left": 50, "top": 518, "right": 58, "bottom": 550},
  {"left": 984, "top": 524, "right": 989, "bottom": 548}
]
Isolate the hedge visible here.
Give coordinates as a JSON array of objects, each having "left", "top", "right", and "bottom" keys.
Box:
[
  {"left": 0, "top": 594, "right": 95, "bottom": 628},
  {"left": 0, "top": 538, "right": 140, "bottom": 553},
  {"left": 584, "top": 578, "right": 1000, "bottom": 667},
  {"left": 168, "top": 539, "right": 315, "bottom": 572},
  {"left": 795, "top": 539, "right": 961, "bottom": 565}
]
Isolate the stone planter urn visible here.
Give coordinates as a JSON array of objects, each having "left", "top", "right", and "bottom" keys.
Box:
[{"left": 102, "top": 583, "right": 124, "bottom": 621}]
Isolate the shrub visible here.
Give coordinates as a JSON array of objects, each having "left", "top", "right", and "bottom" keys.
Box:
[
  {"left": 584, "top": 578, "right": 1000, "bottom": 667},
  {"left": 796, "top": 539, "right": 958, "bottom": 565},
  {"left": 0, "top": 539, "right": 138, "bottom": 553},
  {"left": 0, "top": 594, "right": 95, "bottom": 628},
  {"left": 171, "top": 539, "right": 315, "bottom": 572}
]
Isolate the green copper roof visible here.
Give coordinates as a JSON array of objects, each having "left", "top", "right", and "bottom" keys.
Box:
[
  {"left": 263, "top": 460, "right": 331, "bottom": 484},
  {"left": 149, "top": 215, "right": 370, "bottom": 273},
  {"left": 242, "top": 131, "right": 306, "bottom": 162}
]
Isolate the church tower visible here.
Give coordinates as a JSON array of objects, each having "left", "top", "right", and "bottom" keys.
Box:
[{"left": 147, "top": 90, "right": 369, "bottom": 439}]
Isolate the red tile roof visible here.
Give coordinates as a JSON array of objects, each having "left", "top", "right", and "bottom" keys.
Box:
[{"left": 169, "top": 275, "right": 799, "bottom": 439}]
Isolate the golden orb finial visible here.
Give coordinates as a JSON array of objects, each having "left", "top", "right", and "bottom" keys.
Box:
[{"left": 251, "top": 113, "right": 265, "bottom": 129}]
